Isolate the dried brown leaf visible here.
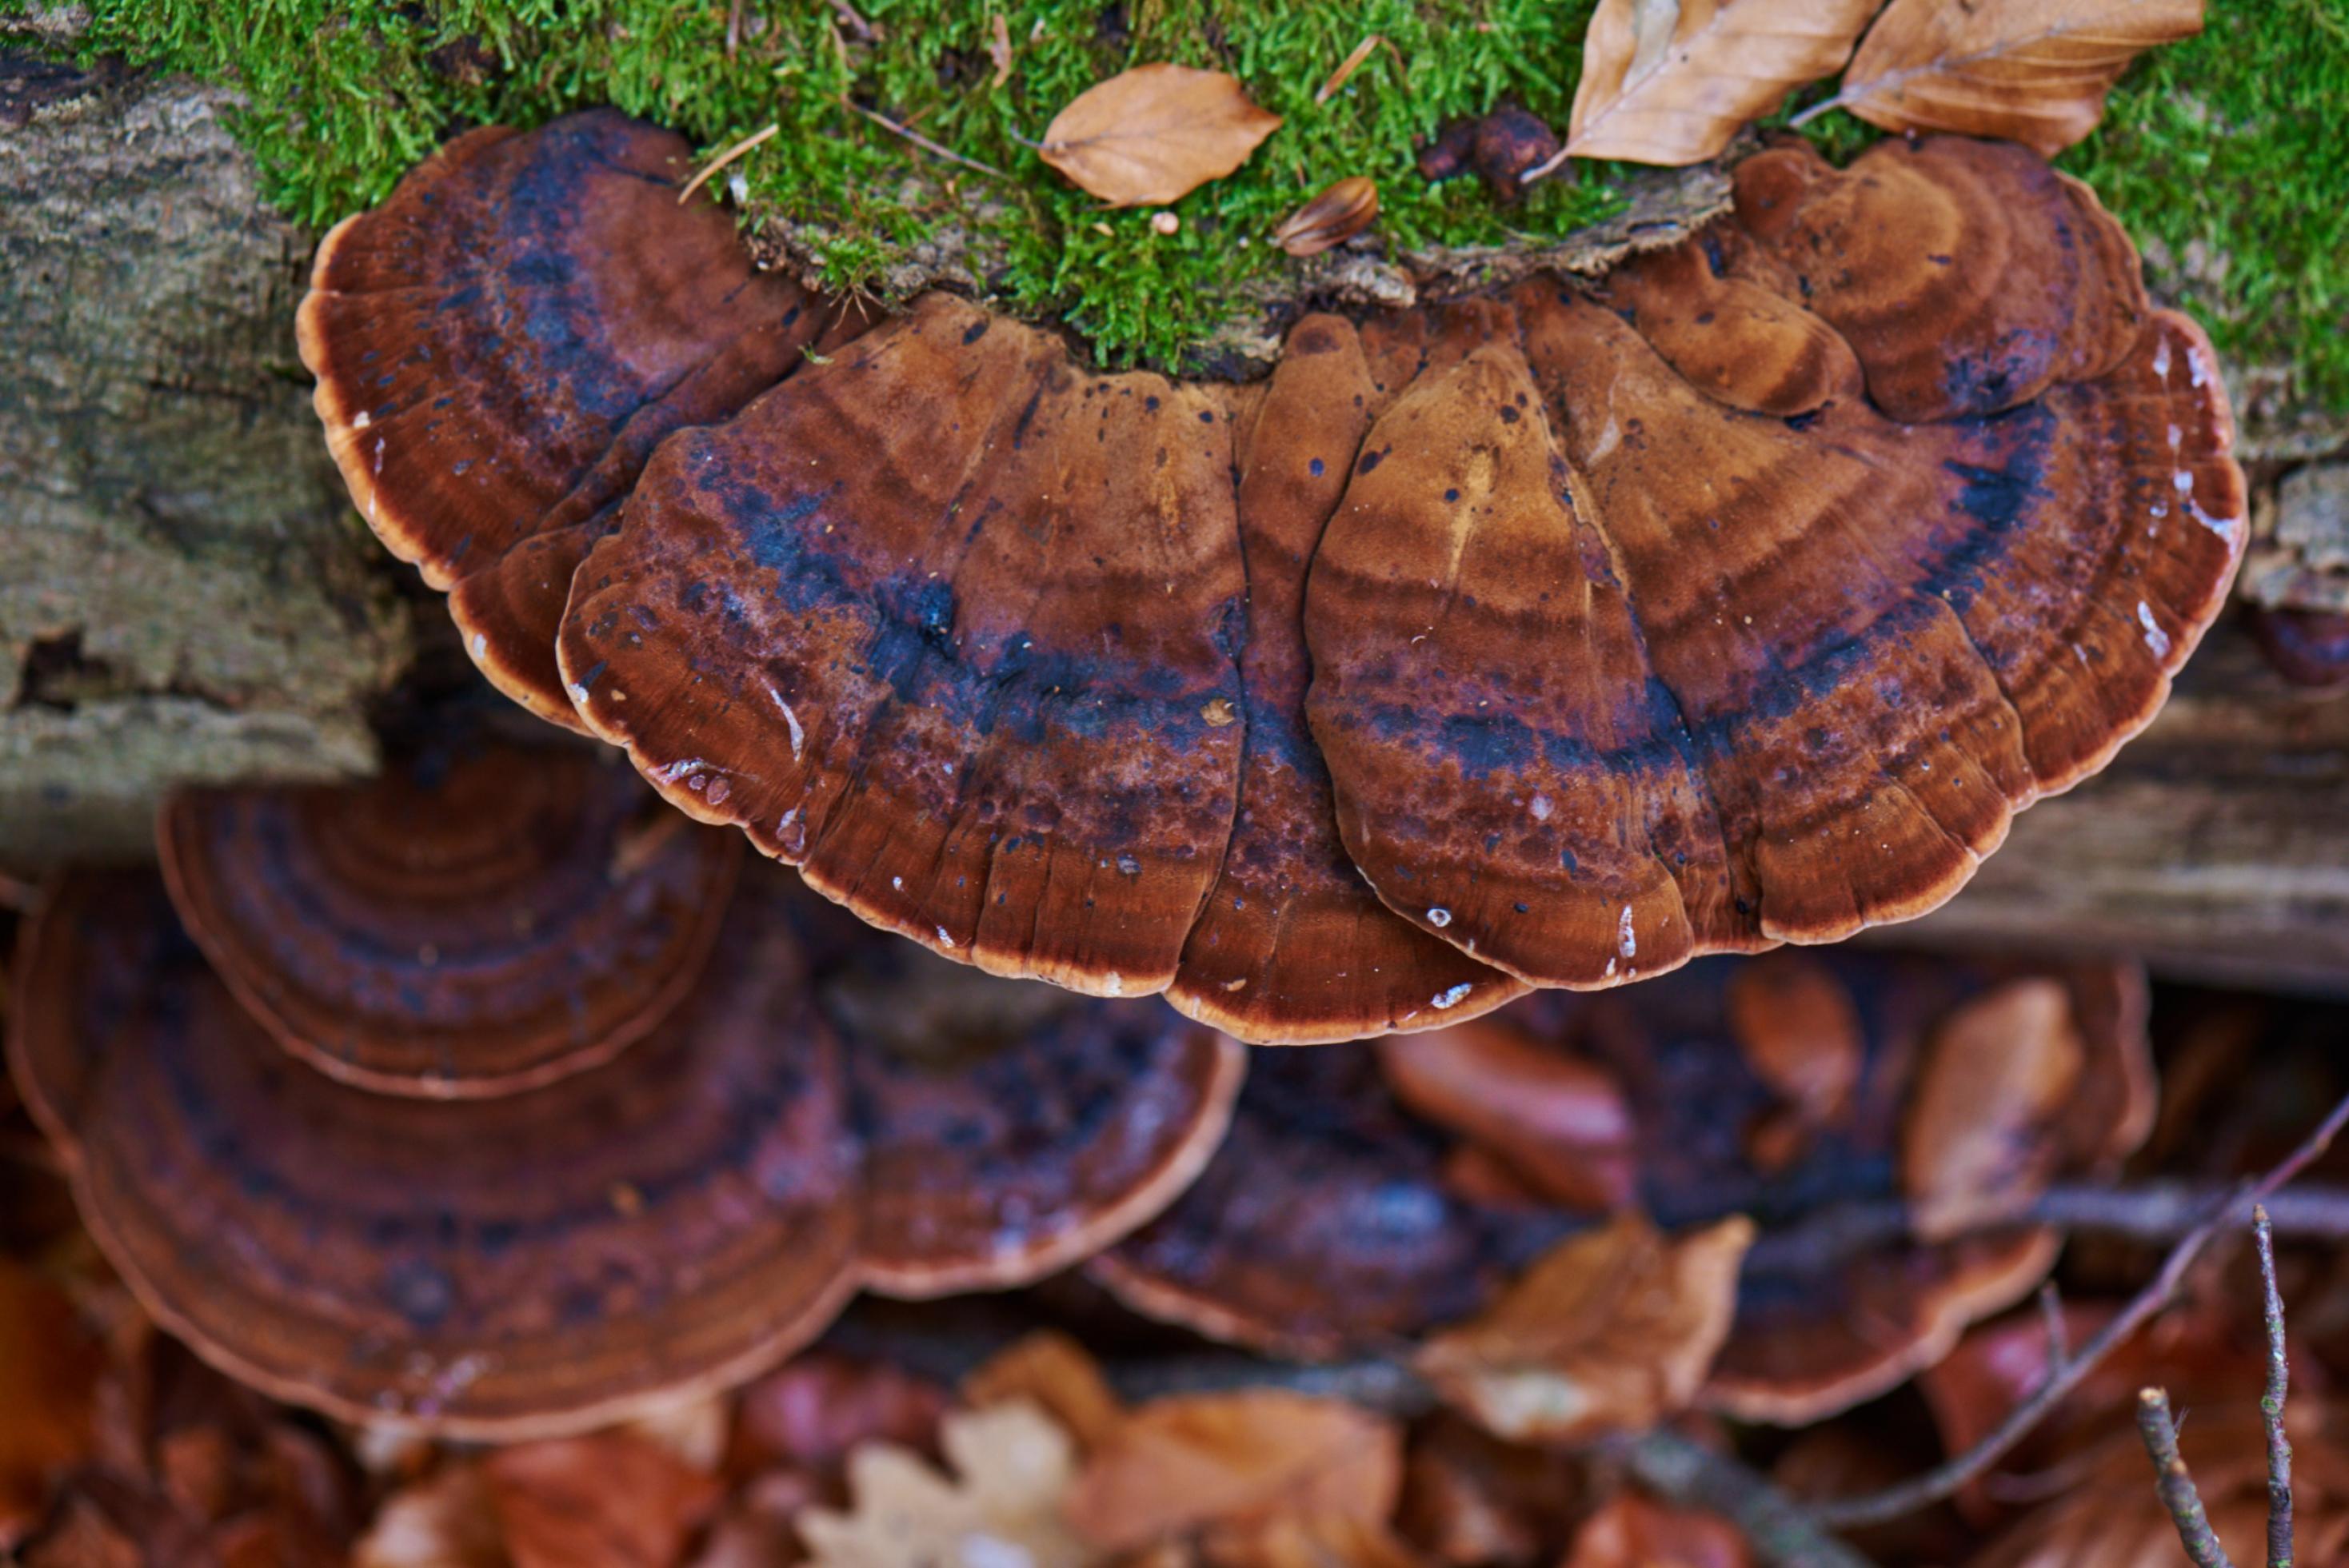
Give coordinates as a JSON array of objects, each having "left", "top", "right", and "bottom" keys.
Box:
[
  {"left": 1379, "top": 1021, "right": 1635, "bottom": 1212},
  {"left": 1560, "top": 1494, "right": 1753, "bottom": 1568},
  {"left": 1558, "top": 0, "right": 1880, "bottom": 166},
  {"left": 1837, "top": 0, "right": 2204, "bottom": 157},
  {"left": 1208, "top": 1510, "right": 1430, "bottom": 1568},
  {"left": 1272, "top": 178, "right": 1380, "bottom": 258},
  {"left": 1064, "top": 1391, "right": 1402, "bottom": 1555},
  {"left": 796, "top": 1401, "right": 1087, "bottom": 1568},
  {"left": 0, "top": 1259, "right": 106, "bottom": 1551},
  {"left": 485, "top": 1434, "right": 722, "bottom": 1568},
  {"left": 1039, "top": 63, "right": 1282, "bottom": 206},
  {"left": 1724, "top": 953, "right": 1862, "bottom": 1127},
  {"left": 354, "top": 1463, "right": 507, "bottom": 1568},
  {"left": 1415, "top": 1213, "right": 1753, "bottom": 1443},
  {"left": 1901, "top": 980, "right": 2083, "bottom": 1242},
  {"left": 988, "top": 14, "right": 1013, "bottom": 90},
  {"left": 961, "top": 1331, "right": 1125, "bottom": 1452}
]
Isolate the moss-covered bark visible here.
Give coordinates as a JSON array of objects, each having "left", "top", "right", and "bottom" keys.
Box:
[{"left": 22, "top": 0, "right": 2349, "bottom": 409}]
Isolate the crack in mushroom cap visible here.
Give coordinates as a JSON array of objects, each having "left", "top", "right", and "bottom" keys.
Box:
[
  {"left": 157, "top": 739, "right": 741, "bottom": 1099},
  {"left": 5, "top": 872, "right": 861, "bottom": 1442},
  {"left": 801, "top": 897, "right": 1247, "bottom": 1298},
  {"left": 307, "top": 115, "right": 2244, "bottom": 1035},
  {"left": 296, "top": 109, "right": 859, "bottom": 730}
]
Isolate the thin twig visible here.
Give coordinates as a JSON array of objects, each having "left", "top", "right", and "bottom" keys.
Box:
[
  {"left": 1810, "top": 1091, "right": 2349, "bottom": 1530},
  {"left": 2139, "top": 1387, "right": 2239, "bottom": 1568},
  {"left": 1748, "top": 1179, "right": 2349, "bottom": 1279},
  {"left": 843, "top": 99, "right": 1007, "bottom": 178},
  {"left": 725, "top": 0, "right": 744, "bottom": 59},
  {"left": 1612, "top": 1430, "right": 1878, "bottom": 1568},
  {"left": 1314, "top": 34, "right": 1384, "bottom": 104},
  {"left": 2256, "top": 1206, "right": 2295, "bottom": 1568},
  {"left": 2038, "top": 1281, "right": 2070, "bottom": 1371},
  {"left": 677, "top": 122, "right": 780, "bottom": 205},
  {"left": 828, "top": 0, "right": 875, "bottom": 40}
]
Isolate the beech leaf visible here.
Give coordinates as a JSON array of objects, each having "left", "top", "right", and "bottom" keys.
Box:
[
  {"left": 1836, "top": 0, "right": 2205, "bottom": 157},
  {"left": 1560, "top": 1494, "right": 1754, "bottom": 1568},
  {"left": 1039, "top": 63, "right": 1283, "bottom": 206},
  {"left": 796, "top": 1400, "right": 1088, "bottom": 1568},
  {"left": 1415, "top": 1212, "right": 1754, "bottom": 1443},
  {"left": 1900, "top": 980, "right": 2084, "bottom": 1243},
  {"left": 1062, "top": 1390, "right": 1402, "bottom": 1554},
  {"left": 961, "top": 1331, "right": 1126, "bottom": 1452},
  {"left": 1556, "top": 0, "right": 1882, "bottom": 167}
]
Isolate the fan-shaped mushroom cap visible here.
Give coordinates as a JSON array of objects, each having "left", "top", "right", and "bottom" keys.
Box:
[
  {"left": 814, "top": 929, "right": 1246, "bottom": 1297},
  {"left": 296, "top": 110, "right": 849, "bottom": 728},
  {"left": 6, "top": 873, "right": 860, "bottom": 1441},
  {"left": 1093, "top": 949, "right": 2147, "bottom": 1420},
  {"left": 1086, "top": 1043, "right": 1547, "bottom": 1359},
  {"left": 1165, "top": 316, "right": 1526, "bottom": 1040},
  {"left": 1306, "top": 146, "right": 2242, "bottom": 987},
  {"left": 157, "top": 740, "right": 740, "bottom": 1098},
  {"left": 312, "top": 121, "right": 2243, "bottom": 1026},
  {"left": 1730, "top": 138, "right": 2147, "bottom": 422},
  {"left": 561, "top": 293, "right": 1250, "bottom": 999}
]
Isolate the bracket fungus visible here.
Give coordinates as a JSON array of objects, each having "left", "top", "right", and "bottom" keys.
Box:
[
  {"left": 8, "top": 871, "right": 861, "bottom": 1440},
  {"left": 295, "top": 110, "right": 862, "bottom": 730},
  {"left": 157, "top": 738, "right": 741, "bottom": 1098},
  {"left": 1095, "top": 949, "right": 2151, "bottom": 1426},
  {"left": 7, "top": 750, "right": 1246, "bottom": 1437},
  {"left": 793, "top": 886, "right": 1248, "bottom": 1299},
  {"left": 1087, "top": 1043, "right": 1548, "bottom": 1360},
  {"left": 306, "top": 113, "right": 2244, "bottom": 1042}
]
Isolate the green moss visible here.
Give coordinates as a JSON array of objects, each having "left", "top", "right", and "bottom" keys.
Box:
[
  {"left": 2063, "top": 0, "right": 2349, "bottom": 412},
  {"left": 45, "top": 0, "right": 1624, "bottom": 367},
  {"left": 26, "top": 0, "right": 2349, "bottom": 395},
  {"left": 1780, "top": 0, "right": 2349, "bottom": 415}
]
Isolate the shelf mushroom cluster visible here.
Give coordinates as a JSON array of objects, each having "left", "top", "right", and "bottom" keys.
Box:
[
  {"left": 299, "top": 110, "right": 2244, "bottom": 1045},
  {"left": 1091, "top": 948, "right": 2153, "bottom": 1426},
  {"left": 6, "top": 736, "right": 1242, "bottom": 1438}
]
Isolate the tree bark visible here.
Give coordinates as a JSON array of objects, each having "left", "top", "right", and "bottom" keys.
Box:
[
  {"left": 1893, "top": 622, "right": 2349, "bottom": 994},
  {"left": 0, "top": 56, "right": 411, "bottom": 867}
]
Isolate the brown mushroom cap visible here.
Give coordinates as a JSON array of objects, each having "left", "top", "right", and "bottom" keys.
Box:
[
  {"left": 562, "top": 293, "right": 1252, "bottom": 1000},
  {"left": 1165, "top": 317, "right": 1527, "bottom": 1040},
  {"left": 1091, "top": 948, "right": 2148, "bottom": 1419},
  {"left": 296, "top": 110, "right": 850, "bottom": 728},
  {"left": 1427, "top": 952, "right": 2153, "bottom": 1424},
  {"left": 6, "top": 872, "right": 860, "bottom": 1441},
  {"left": 157, "top": 738, "right": 740, "bottom": 1098},
  {"left": 1086, "top": 1043, "right": 1549, "bottom": 1359},
  {"left": 812, "top": 923, "right": 1247, "bottom": 1297},
  {"left": 310, "top": 118, "right": 2243, "bottom": 1034},
  {"left": 1304, "top": 150, "right": 2241, "bottom": 987}
]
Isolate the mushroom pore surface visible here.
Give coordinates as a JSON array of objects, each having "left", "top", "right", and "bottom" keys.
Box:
[{"left": 306, "top": 115, "right": 2246, "bottom": 1043}]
